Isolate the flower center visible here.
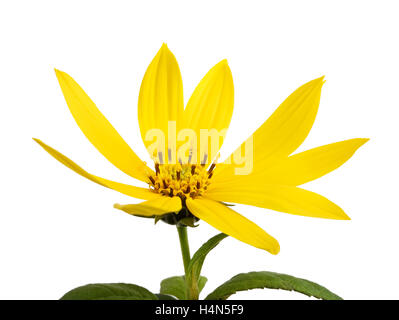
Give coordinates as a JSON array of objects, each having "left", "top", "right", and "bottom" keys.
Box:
[{"left": 148, "top": 163, "right": 215, "bottom": 199}]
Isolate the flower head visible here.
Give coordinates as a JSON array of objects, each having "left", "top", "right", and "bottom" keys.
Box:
[{"left": 34, "top": 44, "right": 367, "bottom": 255}]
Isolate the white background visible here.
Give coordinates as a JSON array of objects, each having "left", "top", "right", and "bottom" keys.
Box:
[{"left": 1, "top": 0, "right": 398, "bottom": 300}]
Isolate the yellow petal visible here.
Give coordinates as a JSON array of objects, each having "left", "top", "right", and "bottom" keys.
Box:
[
  {"left": 54, "top": 69, "right": 151, "bottom": 182},
  {"left": 114, "top": 196, "right": 182, "bottom": 217},
  {"left": 138, "top": 44, "right": 184, "bottom": 163},
  {"left": 186, "top": 197, "right": 280, "bottom": 254},
  {"left": 33, "top": 138, "right": 156, "bottom": 200},
  {"left": 214, "top": 77, "right": 324, "bottom": 181},
  {"left": 260, "top": 138, "right": 369, "bottom": 186},
  {"left": 206, "top": 184, "right": 350, "bottom": 220},
  {"left": 211, "top": 138, "right": 369, "bottom": 190},
  {"left": 183, "top": 60, "right": 234, "bottom": 165}
]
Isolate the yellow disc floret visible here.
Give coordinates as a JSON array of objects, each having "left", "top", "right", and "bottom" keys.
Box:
[{"left": 148, "top": 163, "right": 214, "bottom": 199}]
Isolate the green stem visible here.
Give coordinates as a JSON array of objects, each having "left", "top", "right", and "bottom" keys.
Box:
[{"left": 176, "top": 225, "right": 191, "bottom": 275}]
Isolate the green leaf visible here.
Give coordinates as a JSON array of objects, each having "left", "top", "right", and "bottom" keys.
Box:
[
  {"left": 160, "top": 275, "right": 208, "bottom": 300},
  {"left": 198, "top": 276, "right": 208, "bottom": 293},
  {"left": 187, "top": 233, "right": 227, "bottom": 284},
  {"left": 185, "top": 233, "right": 227, "bottom": 299},
  {"left": 205, "top": 271, "right": 342, "bottom": 300},
  {"left": 160, "top": 276, "right": 186, "bottom": 300},
  {"left": 60, "top": 283, "right": 158, "bottom": 300},
  {"left": 155, "top": 293, "right": 178, "bottom": 300}
]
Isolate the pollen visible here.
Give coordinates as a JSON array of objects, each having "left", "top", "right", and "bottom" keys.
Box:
[{"left": 148, "top": 163, "right": 214, "bottom": 199}]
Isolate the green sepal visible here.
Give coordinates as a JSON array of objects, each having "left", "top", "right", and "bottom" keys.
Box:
[
  {"left": 205, "top": 271, "right": 342, "bottom": 300},
  {"left": 220, "top": 202, "right": 235, "bottom": 207},
  {"left": 178, "top": 217, "right": 199, "bottom": 227},
  {"left": 154, "top": 215, "right": 163, "bottom": 224},
  {"left": 160, "top": 275, "right": 207, "bottom": 300},
  {"left": 60, "top": 283, "right": 158, "bottom": 300}
]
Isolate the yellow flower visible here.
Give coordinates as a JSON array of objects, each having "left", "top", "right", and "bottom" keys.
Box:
[{"left": 34, "top": 44, "right": 367, "bottom": 255}]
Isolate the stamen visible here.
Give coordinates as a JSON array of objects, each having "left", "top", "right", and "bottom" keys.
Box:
[
  {"left": 208, "top": 162, "right": 216, "bottom": 173},
  {"left": 149, "top": 176, "right": 155, "bottom": 185},
  {"left": 149, "top": 163, "right": 212, "bottom": 200},
  {"left": 158, "top": 151, "right": 164, "bottom": 164},
  {"left": 201, "top": 153, "right": 208, "bottom": 166},
  {"left": 155, "top": 163, "right": 160, "bottom": 175},
  {"left": 188, "top": 149, "right": 193, "bottom": 163},
  {"left": 208, "top": 172, "right": 213, "bottom": 179},
  {"left": 168, "top": 148, "right": 172, "bottom": 163}
]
